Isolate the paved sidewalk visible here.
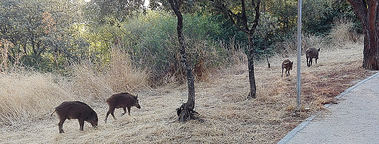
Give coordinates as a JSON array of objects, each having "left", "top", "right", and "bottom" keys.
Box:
[{"left": 279, "top": 72, "right": 379, "bottom": 144}]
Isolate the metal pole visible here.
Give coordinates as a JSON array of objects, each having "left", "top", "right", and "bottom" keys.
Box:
[{"left": 296, "top": 0, "right": 302, "bottom": 109}]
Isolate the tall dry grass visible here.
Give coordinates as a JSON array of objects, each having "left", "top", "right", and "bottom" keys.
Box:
[
  {"left": 0, "top": 71, "right": 71, "bottom": 125},
  {"left": 0, "top": 48, "right": 148, "bottom": 125},
  {"left": 275, "top": 33, "right": 327, "bottom": 58},
  {"left": 67, "top": 48, "right": 149, "bottom": 102},
  {"left": 329, "top": 20, "right": 361, "bottom": 46},
  {"left": 275, "top": 20, "right": 361, "bottom": 59}
]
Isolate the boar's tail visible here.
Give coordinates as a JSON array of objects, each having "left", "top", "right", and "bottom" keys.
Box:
[{"left": 50, "top": 110, "right": 56, "bottom": 116}]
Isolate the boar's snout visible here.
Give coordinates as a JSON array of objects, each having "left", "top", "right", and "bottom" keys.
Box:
[
  {"left": 136, "top": 104, "right": 141, "bottom": 109},
  {"left": 90, "top": 117, "right": 98, "bottom": 127},
  {"left": 91, "top": 120, "right": 98, "bottom": 127},
  {"left": 135, "top": 96, "right": 141, "bottom": 109}
]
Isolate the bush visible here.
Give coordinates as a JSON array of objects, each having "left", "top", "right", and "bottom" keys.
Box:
[
  {"left": 119, "top": 11, "right": 241, "bottom": 85},
  {"left": 303, "top": 0, "right": 360, "bottom": 35},
  {"left": 328, "top": 20, "right": 360, "bottom": 46}
]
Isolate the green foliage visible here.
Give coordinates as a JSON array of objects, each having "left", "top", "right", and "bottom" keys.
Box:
[
  {"left": 118, "top": 11, "right": 232, "bottom": 82},
  {"left": 84, "top": 0, "right": 146, "bottom": 23},
  {"left": 0, "top": 0, "right": 85, "bottom": 72},
  {"left": 303, "top": 0, "right": 360, "bottom": 35},
  {"left": 264, "top": 0, "right": 298, "bottom": 34},
  {"left": 0, "top": 0, "right": 359, "bottom": 83}
]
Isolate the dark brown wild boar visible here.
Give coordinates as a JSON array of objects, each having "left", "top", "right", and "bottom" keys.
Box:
[
  {"left": 105, "top": 92, "right": 141, "bottom": 123},
  {"left": 282, "top": 59, "right": 293, "bottom": 77},
  {"left": 306, "top": 48, "right": 320, "bottom": 67},
  {"left": 51, "top": 101, "right": 98, "bottom": 133}
]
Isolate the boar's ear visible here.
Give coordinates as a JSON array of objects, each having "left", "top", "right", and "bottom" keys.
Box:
[
  {"left": 136, "top": 94, "right": 138, "bottom": 99},
  {"left": 318, "top": 48, "right": 320, "bottom": 52}
]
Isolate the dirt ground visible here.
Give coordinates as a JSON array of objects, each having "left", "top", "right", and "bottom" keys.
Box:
[{"left": 0, "top": 43, "right": 374, "bottom": 143}]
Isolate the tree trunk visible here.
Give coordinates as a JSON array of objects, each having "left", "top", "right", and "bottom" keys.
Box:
[
  {"left": 168, "top": 0, "right": 197, "bottom": 122},
  {"left": 247, "top": 34, "right": 257, "bottom": 98},
  {"left": 213, "top": 0, "right": 260, "bottom": 98},
  {"left": 348, "top": 0, "right": 379, "bottom": 70},
  {"left": 365, "top": 0, "right": 379, "bottom": 69}
]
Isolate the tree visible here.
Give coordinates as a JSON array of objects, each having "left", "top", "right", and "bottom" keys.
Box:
[
  {"left": 168, "top": 0, "right": 198, "bottom": 122},
  {"left": 212, "top": 0, "right": 261, "bottom": 98},
  {"left": 85, "top": 0, "right": 146, "bottom": 23},
  {"left": 0, "top": 0, "right": 84, "bottom": 70},
  {"left": 150, "top": 0, "right": 208, "bottom": 14},
  {"left": 347, "top": 0, "right": 379, "bottom": 70}
]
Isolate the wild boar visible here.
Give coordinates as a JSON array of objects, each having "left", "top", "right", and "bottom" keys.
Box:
[
  {"left": 306, "top": 48, "right": 320, "bottom": 67},
  {"left": 282, "top": 59, "right": 293, "bottom": 77},
  {"left": 51, "top": 101, "right": 98, "bottom": 133},
  {"left": 105, "top": 92, "right": 141, "bottom": 123}
]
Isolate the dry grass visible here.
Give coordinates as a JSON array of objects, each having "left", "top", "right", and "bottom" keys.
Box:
[
  {"left": 0, "top": 41, "right": 374, "bottom": 143},
  {"left": 329, "top": 20, "right": 361, "bottom": 46},
  {"left": 66, "top": 48, "right": 149, "bottom": 102},
  {"left": 275, "top": 33, "right": 328, "bottom": 58},
  {"left": 0, "top": 71, "right": 72, "bottom": 126},
  {"left": 0, "top": 49, "right": 148, "bottom": 126}
]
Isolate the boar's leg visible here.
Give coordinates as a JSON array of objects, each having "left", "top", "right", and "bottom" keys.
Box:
[
  {"left": 127, "top": 107, "right": 131, "bottom": 116},
  {"left": 121, "top": 107, "right": 126, "bottom": 115},
  {"left": 111, "top": 111, "right": 116, "bottom": 120},
  {"left": 307, "top": 57, "right": 313, "bottom": 67},
  {"left": 78, "top": 119, "right": 85, "bottom": 131},
  {"left": 104, "top": 114, "right": 108, "bottom": 123},
  {"left": 58, "top": 119, "right": 65, "bottom": 133},
  {"left": 286, "top": 69, "right": 289, "bottom": 76},
  {"left": 281, "top": 68, "right": 284, "bottom": 77},
  {"left": 105, "top": 112, "right": 109, "bottom": 123},
  {"left": 310, "top": 58, "right": 313, "bottom": 66},
  {"left": 105, "top": 107, "right": 116, "bottom": 123}
]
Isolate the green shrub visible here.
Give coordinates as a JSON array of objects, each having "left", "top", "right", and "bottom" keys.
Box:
[{"left": 116, "top": 11, "right": 235, "bottom": 84}]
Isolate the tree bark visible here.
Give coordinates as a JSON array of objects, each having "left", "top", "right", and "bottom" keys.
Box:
[
  {"left": 168, "top": 0, "right": 197, "bottom": 122},
  {"left": 214, "top": 0, "right": 260, "bottom": 98},
  {"left": 247, "top": 34, "right": 256, "bottom": 98},
  {"left": 348, "top": 0, "right": 379, "bottom": 70}
]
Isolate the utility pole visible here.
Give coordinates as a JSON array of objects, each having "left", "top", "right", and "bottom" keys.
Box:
[{"left": 296, "top": 0, "right": 303, "bottom": 109}]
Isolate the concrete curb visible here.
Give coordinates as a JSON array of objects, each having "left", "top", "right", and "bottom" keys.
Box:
[{"left": 277, "top": 72, "right": 379, "bottom": 144}]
